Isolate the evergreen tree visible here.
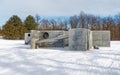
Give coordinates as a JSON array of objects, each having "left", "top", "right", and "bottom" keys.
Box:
[
  {"left": 3, "top": 15, "right": 27, "bottom": 39},
  {"left": 24, "top": 15, "right": 38, "bottom": 32},
  {"left": 3, "top": 23, "right": 19, "bottom": 39},
  {"left": 7, "top": 15, "right": 23, "bottom": 28},
  {"left": 0, "top": 27, "right": 2, "bottom": 36},
  {"left": 19, "top": 25, "right": 28, "bottom": 39}
]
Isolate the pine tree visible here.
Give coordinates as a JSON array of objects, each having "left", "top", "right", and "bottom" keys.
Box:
[
  {"left": 3, "top": 23, "right": 19, "bottom": 39},
  {"left": 0, "top": 27, "right": 2, "bottom": 36},
  {"left": 19, "top": 25, "right": 28, "bottom": 39},
  {"left": 24, "top": 15, "right": 38, "bottom": 32},
  {"left": 3, "top": 15, "right": 27, "bottom": 39},
  {"left": 6, "top": 15, "right": 23, "bottom": 27}
]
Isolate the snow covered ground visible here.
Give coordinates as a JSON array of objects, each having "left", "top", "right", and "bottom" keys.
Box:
[{"left": 0, "top": 39, "right": 120, "bottom": 75}]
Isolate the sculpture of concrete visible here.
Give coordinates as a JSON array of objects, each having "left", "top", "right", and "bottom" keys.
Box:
[
  {"left": 24, "top": 28, "right": 110, "bottom": 50},
  {"left": 30, "top": 30, "right": 69, "bottom": 49}
]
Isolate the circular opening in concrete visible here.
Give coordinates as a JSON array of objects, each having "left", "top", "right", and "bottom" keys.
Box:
[
  {"left": 43, "top": 32, "right": 49, "bottom": 39},
  {"left": 28, "top": 34, "right": 30, "bottom": 37}
]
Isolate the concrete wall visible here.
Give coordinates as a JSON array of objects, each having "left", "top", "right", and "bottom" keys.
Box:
[
  {"left": 24, "top": 33, "right": 31, "bottom": 45},
  {"left": 92, "top": 31, "right": 110, "bottom": 47},
  {"left": 30, "top": 30, "right": 68, "bottom": 48},
  {"left": 69, "top": 28, "right": 92, "bottom": 51},
  {"left": 31, "top": 30, "right": 40, "bottom": 39},
  {"left": 87, "top": 30, "right": 93, "bottom": 50},
  {"left": 30, "top": 30, "right": 40, "bottom": 49},
  {"left": 38, "top": 30, "right": 65, "bottom": 40},
  {"left": 26, "top": 29, "right": 110, "bottom": 49},
  {"left": 63, "top": 31, "right": 69, "bottom": 46}
]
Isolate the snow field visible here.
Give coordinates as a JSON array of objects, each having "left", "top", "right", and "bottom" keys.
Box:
[{"left": 0, "top": 39, "right": 120, "bottom": 75}]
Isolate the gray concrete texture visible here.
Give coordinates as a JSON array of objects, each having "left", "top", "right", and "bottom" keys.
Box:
[
  {"left": 25, "top": 29, "right": 110, "bottom": 50},
  {"left": 38, "top": 30, "right": 65, "bottom": 40},
  {"left": 24, "top": 33, "right": 31, "bottom": 44},
  {"left": 30, "top": 30, "right": 69, "bottom": 49},
  {"left": 88, "top": 29, "right": 93, "bottom": 50},
  {"left": 92, "top": 31, "right": 110, "bottom": 47},
  {"left": 31, "top": 30, "right": 40, "bottom": 39},
  {"left": 30, "top": 30, "right": 40, "bottom": 49},
  {"left": 69, "top": 28, "right": 92, "bottom": 51}
]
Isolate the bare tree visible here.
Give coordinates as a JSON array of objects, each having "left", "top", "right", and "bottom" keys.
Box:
[
  {"left": 39, "top": 19, "right": 50, "bottom": 30},
  {"left": 70, "top": 15, "right": 78, "bottom": 28},
  {"left": 35, "top": 14, "right": 41, "bottom": 25},
  {"left": 59, "top": 20, "right": 68, "bottom": 30}
]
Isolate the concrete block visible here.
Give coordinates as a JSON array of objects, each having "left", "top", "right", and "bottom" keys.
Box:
[
  {"left": 30, "top": 30, "right": 68, "bottom": 48},
  {"left": 87, "top": 30, "right": 93, "bottom": 50},
  {"left": 92, "top": 32, "right": 102, "bottom": 41},
  {"left": 69, "top": 28, "right": 91, "bottom": 51},
  {"left": 102, "top": 32, "right": 110, "bottom": 41},
  {"left": 24, "top": 33, "right": 31, "bottom": 45},
  {"left": 31, "top": 38, "right": 39, "bottom": 49},
  {"left": 31, "top": 30, "right": 40, "bottom": 39},
  {"left": 102, "top": 41, "right": 110, "bottom": 47},
  {"left": 92, "top": 31, "right": 110, "bottom": 47},
  {"left": 93, "top": 41, "right": 103, "bottom": 46}
]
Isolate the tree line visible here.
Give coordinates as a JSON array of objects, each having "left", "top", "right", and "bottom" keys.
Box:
[
  {"left": 36, "top": 12, "right": 120, "bottom": 40},
  {"left": 69, "top": 12, "right": 120, "bottom": 40},
  {"left": 0, "top": 12, "right": 120, "bottom": 40},
  {"left": 1, "top": 15, "right": 37, "bottom": 39}
]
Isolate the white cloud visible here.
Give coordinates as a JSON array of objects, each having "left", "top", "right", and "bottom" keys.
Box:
[
  {"left": 1, "top": 0, "right": 120, "bottom": 16},
  {"left": 0, "top": 0, "right": 120, "bottom": 25}
]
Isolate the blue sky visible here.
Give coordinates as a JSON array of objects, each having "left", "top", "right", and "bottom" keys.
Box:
[{"left": 0, "top": 0, "right": 120, "bottom": 26}]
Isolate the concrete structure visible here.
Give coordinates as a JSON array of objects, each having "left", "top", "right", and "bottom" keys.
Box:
[
  {"left": 24, "top": 33, "right": 31, "bottom": 45},
  {"left": 24, "top": 29, "right": 110, "bottom": 50},
  {"left": 88, "top": 29, "right": 93, "bottom": 49},
  {"left": 69, "top": 28, "right": 92, "bottom": 51},
  {"left": 92, "top": 31, "right": 110, "bottom": 47},
  {"left": 30, "top": 30, "right": 69, "bottom": 49}
]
